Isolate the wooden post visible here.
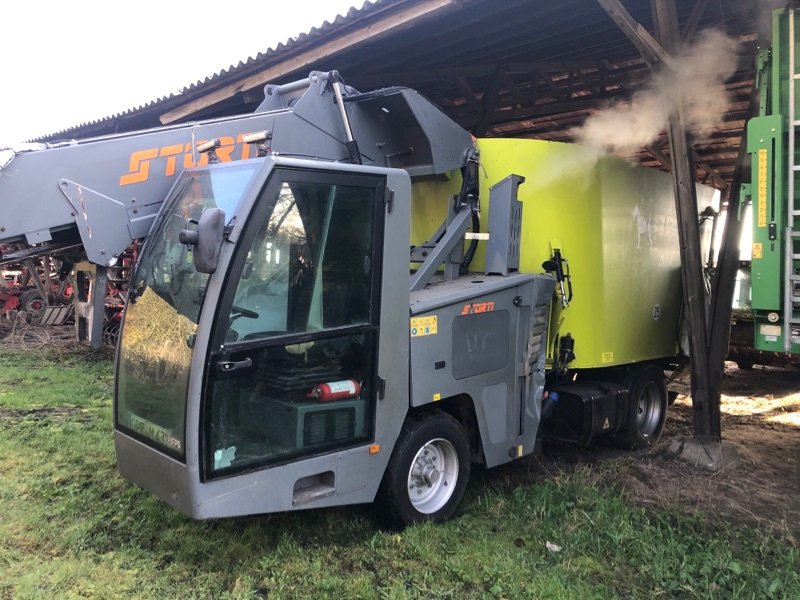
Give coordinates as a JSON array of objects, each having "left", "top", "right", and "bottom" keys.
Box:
[
  {"left": 707, "top": 88, "right": 758, "bottom": 422},
  {"left": 651, "top": 0, "right": 719, "bottom": 441},
  {"left": 596, "top": 0, "right": 721, "bottom": 440},
  {"left": 652, "top": 0, "right": 722, "bottom": 441}
]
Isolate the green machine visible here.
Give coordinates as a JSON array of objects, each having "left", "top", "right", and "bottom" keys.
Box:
[{"left": 746, "top": 7, "right": 800, "bottom": 354}]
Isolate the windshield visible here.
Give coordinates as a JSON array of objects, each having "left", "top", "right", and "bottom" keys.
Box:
[
  {"left": 224, "top": 180, "right": 374, "bottom": 341},
  {"left": 116, "top": 162, "right": 259, "bottom": 457}
]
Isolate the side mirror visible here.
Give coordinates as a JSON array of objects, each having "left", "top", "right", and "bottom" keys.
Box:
[{"left": 179, "top": 208, "right": 225, "bottom": 274}]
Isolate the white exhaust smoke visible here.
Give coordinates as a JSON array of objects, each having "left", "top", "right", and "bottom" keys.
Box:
[{"left": 573, "top": 29, "right": 739, "bottom": 155}]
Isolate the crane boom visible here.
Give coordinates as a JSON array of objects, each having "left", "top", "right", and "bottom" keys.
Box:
[{"left": 0, "top": 71, "right": 473, "bottom": 343}]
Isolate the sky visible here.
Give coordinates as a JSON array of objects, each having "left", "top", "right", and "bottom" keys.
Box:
[{"left": 0, "top": 0, "right": 362, "bottom": 146}]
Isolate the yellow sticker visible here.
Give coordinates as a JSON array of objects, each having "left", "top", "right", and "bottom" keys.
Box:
[
  {"left": 752, "top": 242, "right": 763, "bottom": 259},
  {"left": 757, "top": 149, "right": 767, "bottom": 228},
  {"left": 601, "top": 352, "right": 614, "bottom": 364},
  {"left": 410, "top": 315, "right": 438, "bottom": 337},
  {"left": 433, "top": 393, "right": 441, "bottom": 402}
]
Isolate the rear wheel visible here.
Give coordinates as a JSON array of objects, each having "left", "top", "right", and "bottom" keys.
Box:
[
  {"left": 615, "top": 364, "right": 668, "bottom": 450},
  {"left": 376, "top": 412, "right": 470, "bottom": 529}
]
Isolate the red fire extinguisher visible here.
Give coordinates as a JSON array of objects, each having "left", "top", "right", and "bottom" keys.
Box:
[{"left": 307, "top": 379, "right": 361, "bottom": 402}]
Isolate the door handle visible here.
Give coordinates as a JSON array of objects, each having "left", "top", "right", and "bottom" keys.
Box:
[{"left": 216, "top": 357, "right": 253, "bottom": 373}]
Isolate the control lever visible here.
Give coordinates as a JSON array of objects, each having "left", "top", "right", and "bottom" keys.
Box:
[{"left": 542, "top": 249, "right": 572, "bottom": 308}]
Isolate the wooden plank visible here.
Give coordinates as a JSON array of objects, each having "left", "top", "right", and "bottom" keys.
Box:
[
  {"left": 457, "top": 97, "right": 603, "bottom": 130},
  {"left": 455, "top": 77, "right": 483, "bottom": 115},
  {"left": 681, "top": 0, "right": 712, "bottom": 43},
  {"left": 475, "top": 69, "right": 503, "bottom": 136},
  {"left": 159, "top": 0, "right": 459, "bottom": 124},
  {"left": 646, "top": 141, "right": 672, "bottom": 168},
  {"left": 498, "top": 70, "right": 526, "bottom": 109},
  {"left": 351, "top": 65, "right": 496, "bottom": 88}
]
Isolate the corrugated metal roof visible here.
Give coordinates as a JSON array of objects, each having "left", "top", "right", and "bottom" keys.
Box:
[{"left": 36, "top": 0, "right": 758, "bottom": 190}]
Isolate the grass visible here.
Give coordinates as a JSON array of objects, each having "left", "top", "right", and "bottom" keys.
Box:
[{"left": 0, "top": 344, "right": 798, "bottom": 599}]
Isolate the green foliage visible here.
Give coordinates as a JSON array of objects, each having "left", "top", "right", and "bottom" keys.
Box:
[{"left": 1, "top": 345, "right": 798, "bottom": 599}]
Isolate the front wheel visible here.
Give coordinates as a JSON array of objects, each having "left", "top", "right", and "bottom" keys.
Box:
[{"left": 375, "top": 412, "right": 470, "bottom": 529}]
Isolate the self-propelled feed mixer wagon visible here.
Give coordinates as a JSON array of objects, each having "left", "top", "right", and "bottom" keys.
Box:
[{"left": 0, "top": 72, "right": 715, "bottom": 527}]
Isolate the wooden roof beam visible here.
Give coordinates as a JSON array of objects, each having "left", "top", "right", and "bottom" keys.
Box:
[
  {"left": 595, "top": 0, "right": 673, "bottom": 67},
  {"left": 681, "top": 0, "right": 712, "bottom": 43}
]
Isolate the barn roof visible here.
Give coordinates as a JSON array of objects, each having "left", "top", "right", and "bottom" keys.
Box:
[{"left": 38, "top": 0, "right": 762, "bottom": 190}]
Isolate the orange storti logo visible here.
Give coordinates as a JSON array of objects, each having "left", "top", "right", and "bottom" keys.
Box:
[
  {"left": 118, "top": 135, "right": 254, "bottom": 186},
  {"left": 460, "top": 301, "right": 495, "bottom": 315}
]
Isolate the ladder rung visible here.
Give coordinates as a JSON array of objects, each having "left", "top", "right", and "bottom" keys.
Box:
[
  {"left": 794, "top": 73, "right": 800, "bottom": 80},
  {"left": 791, "top": 165, "right": 800, "bottom": 171}
]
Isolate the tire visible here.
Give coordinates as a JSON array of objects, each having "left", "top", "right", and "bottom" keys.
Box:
[
  {"left": 375, "top": 412, "right": 471, "bottom": 529},
  {"left": 19, "top": 289, "right": 46, "bottom": 315},
  {"left": 615, "top": 364, "right": 668, "bottom": 450}
]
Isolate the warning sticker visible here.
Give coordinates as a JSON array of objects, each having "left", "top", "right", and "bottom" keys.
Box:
[
  {"left": 601, "top": 352, "right": 614, "bottom": 364},
  {"left": 410, "top": 315, "right": 438, "bottom": 337},
  {"left": 758, "top": 148, "right": 767, "bottom": 228},
  {"left": 752, "top": 243, "right": 763, "bottom": 259}
]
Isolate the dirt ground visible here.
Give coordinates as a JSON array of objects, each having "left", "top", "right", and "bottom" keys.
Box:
[
  {"left": 525, "top": 362, "right": 800, "bottom": 544},
  {"left": 2, "top": 318, "right": 799, "bottom": 542},
  {"left": 650, "top": 364, "right": 798, "bottom": 538}
]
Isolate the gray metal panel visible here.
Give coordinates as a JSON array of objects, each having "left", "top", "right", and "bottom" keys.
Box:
[
  {"left": 410, "top": 272, "right": 539, "bottom": 314},
  {"left": 58, "top": 181, "right": 133, "bottom": 265},
  {"left": 451, "top": 310, "right": 510, "bottom": 379},
  {"left": 1, "top": 72, "right": 471, "bottom": 276},
  {"left": 348, "top": 87, "right": 474, "bottom": 178},
  {"left": 485, "top": 175, "right": 524, "bottom": 275},
  {"left": 408, "top": 273, "right": 555, "bottom": 468}
]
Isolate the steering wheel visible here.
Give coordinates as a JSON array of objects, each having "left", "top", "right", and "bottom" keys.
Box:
[{"left": 230, "top": 304, "right": 259, "bottom": 321}]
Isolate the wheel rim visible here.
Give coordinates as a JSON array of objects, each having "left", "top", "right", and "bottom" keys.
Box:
[
  {"left": 636, "top": 381, "right": 663, "bottom": 437},
  {"left": 407, "top": 438, "right": 459, "bottom": 514}
]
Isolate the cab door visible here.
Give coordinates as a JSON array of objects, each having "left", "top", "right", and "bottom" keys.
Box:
[{"left": 201, "top": 168, "right": 385, "bottom": 479}]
